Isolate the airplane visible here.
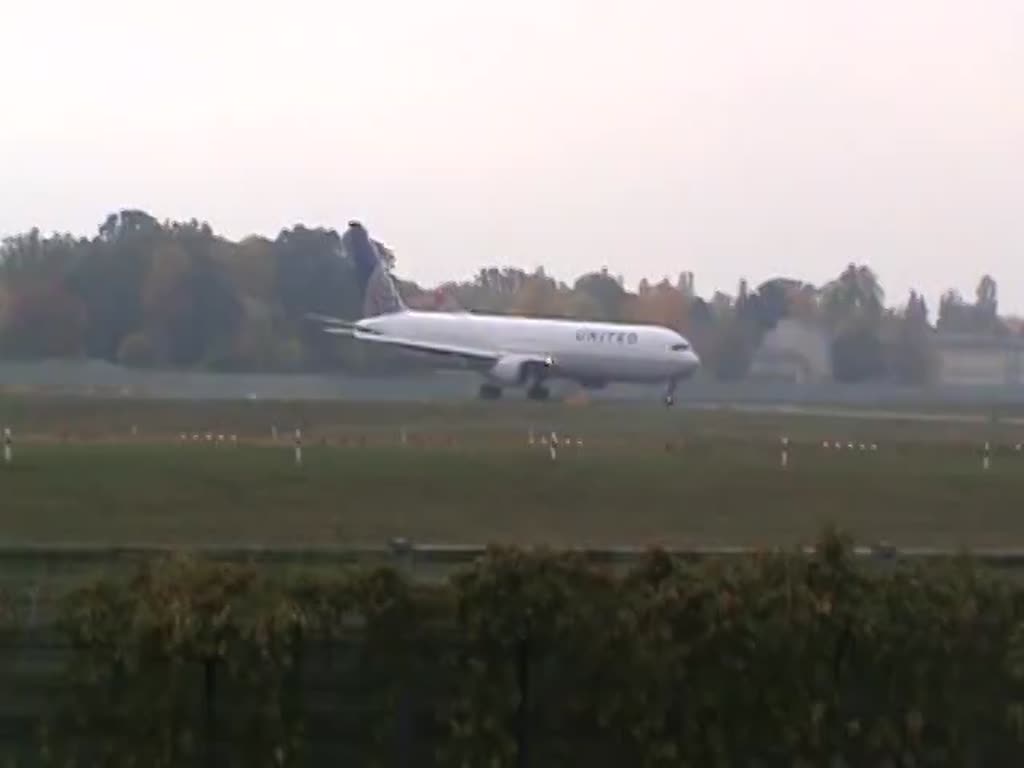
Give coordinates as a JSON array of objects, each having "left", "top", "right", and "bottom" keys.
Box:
[{"left": 309, "top": 221, "right": 701, "bottom": 406}]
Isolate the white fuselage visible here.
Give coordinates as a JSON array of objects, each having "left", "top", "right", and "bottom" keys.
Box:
[{"left": 359, "top": 310, "right": 700, "bottom": 386}]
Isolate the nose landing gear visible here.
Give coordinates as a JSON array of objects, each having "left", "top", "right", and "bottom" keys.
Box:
[{"left": 664, "top": 379, "right": 677, "bottom": 407}]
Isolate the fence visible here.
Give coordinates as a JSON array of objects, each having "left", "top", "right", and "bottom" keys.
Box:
[
  {"left": 0, "top": 631, "right": 613, "bottom": 767},
  {"left": 0, "top": 630, "right": 443, "bottom": 767}
]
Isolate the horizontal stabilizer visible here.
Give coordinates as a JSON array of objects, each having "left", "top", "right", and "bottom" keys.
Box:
[{"left": 304, "top": 312, "right": 357, "bottom": 328}]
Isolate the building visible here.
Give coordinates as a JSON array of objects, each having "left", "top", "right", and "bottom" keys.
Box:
[
  {"left": 934, "top": 333, "right": 1024, "bottom": 387},
  {"left": 749, "top": 318, "right": 832, "bottom": 384}
]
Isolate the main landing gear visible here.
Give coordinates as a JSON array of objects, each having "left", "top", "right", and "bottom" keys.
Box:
[
  {"left": 479, "top": 383, "right": 502, "bottom": 400},
  {"left": 527, "top": 384, "right": 550, "bottom": 401},
  {"left": 477, "top": 383, "right": 550, "bottom": 401},
  {"left": 524, "top": 361, "right": 551, "bottom": 402}
]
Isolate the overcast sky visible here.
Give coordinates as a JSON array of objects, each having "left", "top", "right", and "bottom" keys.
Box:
[{"left": 2, "top": 0, "right": 1021, "bottom": 313}]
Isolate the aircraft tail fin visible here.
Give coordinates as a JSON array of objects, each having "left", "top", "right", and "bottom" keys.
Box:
[{"left": 342, "top": 220, "right": 407, "bottom": 318}]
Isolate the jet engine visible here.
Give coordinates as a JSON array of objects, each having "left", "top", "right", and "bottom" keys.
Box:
[{"left": 486, "top": 355, "right": 548, "bottom": 386}]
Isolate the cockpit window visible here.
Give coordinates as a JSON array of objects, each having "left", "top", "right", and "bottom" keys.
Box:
[{"left": 671, "top": 342, "right": 691, "bottom": 351}]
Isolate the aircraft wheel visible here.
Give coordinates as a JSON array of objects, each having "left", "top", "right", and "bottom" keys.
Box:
[
  {"left": 527, "top": 385, "right": 550, "bottom": 401},
  {"left": 664, "top": 379, "right": 677, "bottom": 407},
  {"left": 479, "top": 383, "right": 503, "bottom": 400}
]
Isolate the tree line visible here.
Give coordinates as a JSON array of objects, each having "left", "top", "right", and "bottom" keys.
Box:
[{"left": 0, "top": 209, "right": 1013, "bottom": 382}]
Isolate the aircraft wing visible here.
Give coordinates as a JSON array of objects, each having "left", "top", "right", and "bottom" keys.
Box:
[
  {"left": 325, "top": 326, "right": 501, "bottom": 363},
  {"left": 315, "top": 315, "right": 553, "bottom": 368}
]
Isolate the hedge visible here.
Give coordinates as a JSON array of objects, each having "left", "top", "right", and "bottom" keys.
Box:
[{"left": 30, "top": 530, "right": 1024, "bottom": 766}]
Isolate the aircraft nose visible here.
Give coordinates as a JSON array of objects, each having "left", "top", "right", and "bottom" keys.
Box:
[{"left": 679, "top": 350, "right": 700, "bottom": 378}]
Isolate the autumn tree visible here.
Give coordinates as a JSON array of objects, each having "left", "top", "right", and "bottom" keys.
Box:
[
  {"left": 886, "top": 291, "right": 937, "bottom": 385},
  {"left": 67, "top": 210, "right": 159, "bottom": 360},
  {"left": 508, "top": 269, "right": 573, "bottom": 317},
  {"left": 822, "top": 264, "right": 887, "bottom": 381},
  {"left": 573, "top": 269, "right": 626, "bottom": 321},
  {"left": 217, "top": 235, "right": 278, "bottom": 307},
  {"left": 623, "top": 278, "right": 689, "bottom": 331},
  {"left": 822, "top": 264, "right": 884, "bottom": 333},
  {"left": 274, "top": 225, "right": 355, "bottom": 321},
  {"left": 976, "top": 275, "right": 998, "bottom": 320},
  {"left": 976, "top": 280, "right": 1006, "bottom": 333},
  {"left": 0, "top": 280, "right": 87, "bottom": 358}
]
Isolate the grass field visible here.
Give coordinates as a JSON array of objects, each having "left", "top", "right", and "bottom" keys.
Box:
[
  {"left": 0, "top": 395, "right": 1022, "bottom": 550},
  {"left": 0, "top": 442, "right": 1018, "bottom": 546},
  {"left": 0, "top": 394, "right": 1023, "bottom": 620}
]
